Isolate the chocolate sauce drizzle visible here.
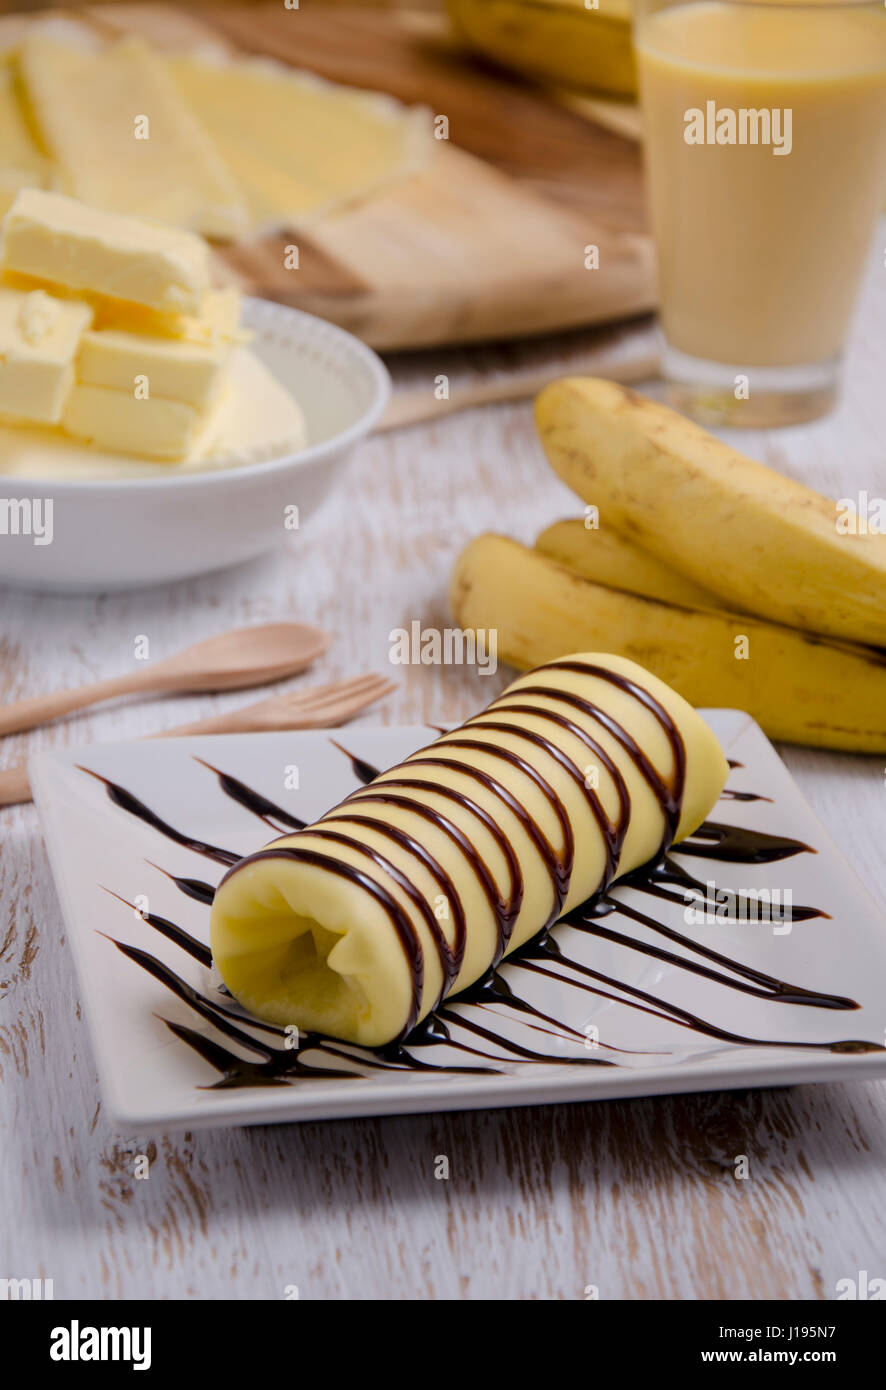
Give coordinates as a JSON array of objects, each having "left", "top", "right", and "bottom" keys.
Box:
[
  {"left": 679, "top": 822, "right": 815, "bottom": 864},
  {"left": 88, "top": 666, "right": 883, "bottom": 1090},
  {"left": 194, "top": 758, "right": 307, "bottom": 833},
  {"left": 78, "top": 766, "right": 240, "bottom": 866}
]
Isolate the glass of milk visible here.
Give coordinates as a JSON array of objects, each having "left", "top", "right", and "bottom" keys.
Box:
[{"left": 634, "top": 0, "right": 886, "bottom": 425}]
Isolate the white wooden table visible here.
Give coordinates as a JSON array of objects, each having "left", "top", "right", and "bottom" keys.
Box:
[{"left": 2, "top": 240, "right": 885, "bottom": 1302}]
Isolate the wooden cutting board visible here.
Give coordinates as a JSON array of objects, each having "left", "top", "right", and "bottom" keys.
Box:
[{"left": 66, "top": 4, "right": 655, "bottom": 349}]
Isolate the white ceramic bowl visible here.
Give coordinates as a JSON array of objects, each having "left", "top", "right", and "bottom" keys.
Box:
[{"left": 0, "top": 299, "right": 390, "bottom": 592}]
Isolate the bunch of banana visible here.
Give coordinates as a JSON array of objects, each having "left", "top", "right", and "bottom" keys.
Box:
[
  {"left": 451, "top": 378, "right": 886, "bottom": 752},
  {"left": 446, "top": 0, "right": 637, "bottom": 100}
]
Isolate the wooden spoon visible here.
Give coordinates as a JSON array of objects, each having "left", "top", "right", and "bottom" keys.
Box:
[
  {"left": 0, "top": 622, "right": 329, "bottom": 738},
  {"left": 0, "top": 671, "right": 397, "bottom": 808},
  {"left": 377, "top": 322, "right": 660, "bottom": 431}
]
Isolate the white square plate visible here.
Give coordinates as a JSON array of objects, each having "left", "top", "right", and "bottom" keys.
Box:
[{"left": 30, "top": 712, "right": 886, "bottom": 1130}]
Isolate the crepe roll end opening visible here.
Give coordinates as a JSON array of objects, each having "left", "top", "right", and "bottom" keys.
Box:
[{"left": 210, "top": 861, "right": 395, "bottom": 1045}]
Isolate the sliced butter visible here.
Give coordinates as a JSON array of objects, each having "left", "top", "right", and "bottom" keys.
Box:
[
  {"left": 93, "top": 286, "right": 245, "bottom": 345},
  {"left": 0, "top": 286, "right": 92, "bottom": 424},
  {"left": 0, "top": 59, "right": 51, "bottom": 216},
  {"left": 205, "top": 346, "right": 306, "bottom": 466},
  {"left": 77, "top": 328, "right": 231, "bottom": 410},
  {"left": 169, "top": 53, "right": 432, "bottom": 231},
  {"left": 2, "top": 189, "right": 212, "bottom": 315},
  {"left": 62, "top": 380, "right": 226, "bottom": 462},
  {"left": 0, "top": 347, "right": 305, "bottom": 479},
  {"left": 1, "top": 272, "right": 245, "bottom": 346},
  {"left": 18, "top": 34, "right": 249, "bottom": 240}
]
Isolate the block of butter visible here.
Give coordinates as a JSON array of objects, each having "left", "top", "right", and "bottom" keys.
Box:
[
  {"left": 0, "top": 187, "right": 306, "bottom": 471},
  {"left": 18, "top": 34, "right": 249, "bottom": 240},
  {"left": 1, "top": 189, "right": 212, "bottom": 315},
  {"left": 77, "top": 328, "right": 231, "bottom": 410},
  {"left": 62, "top": 381, "right": 228, "bottom": 462},
  {"left": 0, "top": 285, "right": 92, "bottom": 424},
  {"left": 205, "top": 346, "right": 307, "bottom": 466},
  {"left": 2, "top": 271, "right": 245, "bottom": 346},
  {"left": 93, "top": 286, "right": 244, "bottom": 345},
  {"left": 0, "top": 347, "right": 305, "bottom": 481}
]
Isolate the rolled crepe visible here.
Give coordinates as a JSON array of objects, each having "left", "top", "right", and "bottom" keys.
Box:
[{"left": 211, "top": 653, "right": 728, "bottom": 1046}]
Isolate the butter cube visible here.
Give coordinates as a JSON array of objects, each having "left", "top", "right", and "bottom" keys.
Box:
[
  {"left": 0, "top": 286, "right": 92, "bottom": 424},
  {"left": 62, "top": 381, "right": 226, "bottom": 461},
  {"left": 1, "top": 189, "right": 212, "bottom": 315},
  {"left": 0, "top": 271, "right": 244, "bottom": 347},
  {"left": 94, "top": 287, "right": 245, "bottom": 345},
  {"left": 77, "top": 329, "right": 230, "bottom": 410}
]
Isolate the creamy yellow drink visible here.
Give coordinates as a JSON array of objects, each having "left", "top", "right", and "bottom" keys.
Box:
[{"left": 635, "top": 0, "right": 886, "bottom": 420}]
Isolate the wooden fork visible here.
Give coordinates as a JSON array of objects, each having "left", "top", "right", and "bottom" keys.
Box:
[{"left": 0, "top": 672, "right": 397, "bottom": 808}]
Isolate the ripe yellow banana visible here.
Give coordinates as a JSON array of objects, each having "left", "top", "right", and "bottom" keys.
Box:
[
  {"left": 446, "top": 0, "right": 636, "bottom": 100},
  {"left": 451, "top": 533, "right": 886, "bottom": 752},
  {"left": 536, "top": 518, "right": 726, "bottom": 610},
  {"left": 535, "top": 378, "right": 886, "bottom": 648}
]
